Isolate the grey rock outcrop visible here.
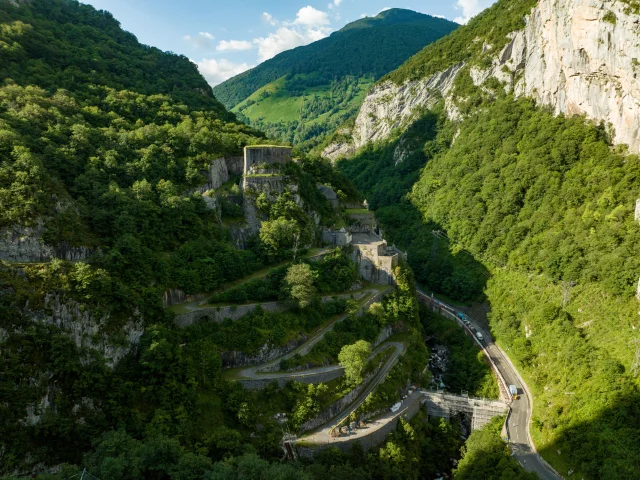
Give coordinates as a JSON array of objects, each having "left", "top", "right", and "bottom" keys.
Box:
[
  {"left": 0, "top": 221, "right": 95, "bottom": 263},
  {"left": 221, "top": 335, "right": 308, "bottom": 369},
  {"left": 209, "top": 158, "right": 230, "bottom": 190},
  {"left": 324, "top": 0, "right": 640, "bottom": 157},
  {"left": 24, "top": 294, "right": 144, "bottom": 366},
  {"left": 322, "top": 63, "right": 464, "bottom": 161}
]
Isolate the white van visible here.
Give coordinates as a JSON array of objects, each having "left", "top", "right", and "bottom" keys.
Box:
[{"left": 476, "top": 331, "right": 484, "bottom": 342}]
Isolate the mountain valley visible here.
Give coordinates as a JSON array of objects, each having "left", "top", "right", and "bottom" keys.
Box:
[{"left": 1, "top": 0, "right": 640, "bottom": 479}]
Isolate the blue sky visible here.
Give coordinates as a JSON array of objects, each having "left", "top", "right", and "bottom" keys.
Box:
[{"left": 81, "top": 0, "right": 496, "bottom": 86}]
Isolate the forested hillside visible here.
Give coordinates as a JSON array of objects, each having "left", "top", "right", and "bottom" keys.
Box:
[
  {"left": 0, "top": 2, "right": 515, "bottom": 479},
  {"left": 0, "top": 0, "right": 228, "bottom": 114},
  {"left": 213, "top": 9, "right": 457, "bottom": 150},
  {"left": 336, "top": 0, "right": 640, "bottom": 477}
]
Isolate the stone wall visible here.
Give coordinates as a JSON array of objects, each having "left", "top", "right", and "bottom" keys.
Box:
[
  {"left": 162, "top": 289, "right": 207, "bottom": 308},
  {"left": 322, "top": 229, "right": 352, "bottom": 247},
  {"left": 174, "top": 301, "right": 287, "bottom": 327},
  {"left": 224, "top": 156, "right": 244, "bottom": 176},
  {"left": 348, "top": 212, "right": 376, "bottom": 230},
  {"left": 297, "top": 396, "right": 424, "bottom": 458},
  {"left": 244, "top": 146, "right": 292, "bottom": 172},
  {"left": 350, "top": 250, "right": 395, "bottom": 286}
]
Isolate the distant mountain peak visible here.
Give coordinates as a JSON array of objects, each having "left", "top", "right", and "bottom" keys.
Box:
[{"left": 339, "top": 8, "right": 457, "bottom": 32}]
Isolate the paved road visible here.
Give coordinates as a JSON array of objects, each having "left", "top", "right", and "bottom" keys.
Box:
[
  {"left": 230, "top": 287, "right": 390, "bottom": 380},
  {"left": 240, "top": 341, "right": 402, "bottom": 383},
  {"left": 417, "top": 290, "right": 562, "bottom": 480},
  {"left": 300, "top": 341, "right": 408, "bottom": 444}
]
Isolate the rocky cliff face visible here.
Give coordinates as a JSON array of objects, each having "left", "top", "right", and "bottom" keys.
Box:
[
  {"left": 324, "top": 0, "right": 640, "bottom": 159},
  {"left": 24, "top": 294, "right": 144, "bottom": 366},
  {"left": 0, "top": 221, "right": 95, "bottom": 263}
]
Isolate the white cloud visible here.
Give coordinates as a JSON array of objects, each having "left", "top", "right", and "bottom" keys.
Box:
[
  {"left": 183, "top": 31, "right": 216, "bottom": 50},
  {"left": 292, "top": 6, "right": 330, "bottom": 26},
  {"left": 197, "top": 58, "right": 252, "bottom": 86},
  {"left": 262, "top": 12, "right": 277, "bottom": 26},
  {"left": 252, "top": 6, "right": 332, "bottom": 62},
  {"left": 253, "top": 26, "right": 327, "bottom": 62},
  {"left": 454, "top": 0, "right": 495, "bottom": 24},
  {"left": 328, "top": 0, "right": 342, "bottom": 9},
  {"left": 216, "top": 40, "right": 253, "bottom": 52}
]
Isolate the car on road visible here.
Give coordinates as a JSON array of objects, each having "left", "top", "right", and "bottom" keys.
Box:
[{"left": 476, "top": 331, "right": 484, "bottom": 342}]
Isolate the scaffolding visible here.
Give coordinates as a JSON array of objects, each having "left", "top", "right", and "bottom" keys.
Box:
[{"left": 421, "top": 390, "right": 508, "bottom": 430}]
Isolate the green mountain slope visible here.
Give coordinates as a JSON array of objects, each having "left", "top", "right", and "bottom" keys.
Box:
[
  {"left": 213, "top": 9, "right": 458, "bottom": 149},
  {"left": 0, "top": 0, "right": 229, "bottom": 115},
  {"left": 336, "top": 0, "right": 640, "bottom": 478}
]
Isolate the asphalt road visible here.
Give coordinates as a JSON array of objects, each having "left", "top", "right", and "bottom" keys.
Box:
[
  {"left": 300, "top": 341, "right": 408, "bottom": 444},
  {"left": 417, "top": 290, "right": 562, "bottom": 480},
  {"left": 232, "top": 287, "right": 391, "bottom": 380}
]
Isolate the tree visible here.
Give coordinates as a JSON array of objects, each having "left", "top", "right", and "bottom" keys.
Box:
[
  {"left": 368, "top": 302, "right": 385, "bottom": 319},
  {"left": 338, "top": 340, "right": 372, "bottom": 386},
  {"left": 285, "top": 263, "right": 316, "bottom": 308},
  {"left": 259, "top": 217, "right": 300, "bottom": 252}
]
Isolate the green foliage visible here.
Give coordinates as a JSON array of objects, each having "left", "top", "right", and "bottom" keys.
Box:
[
  {"left": 291, "top": 383, "right": 330, "bottom": 428},
  {"left": 284, "top": 263, "right": 316, "bottom": 308},
  {"left": 603, "top": 10, "right": 617, "bottom": 24},
  {"left": 410, "top": 96, "right": 640, "bottom": 297},
  {"left": 337, "top": 106, "right": 488, "bottom": 301},
  {"left": 0, "top": 81, "right": 267, "bottom": 317},
  {"left": 385, "top": 0, "right": 538, "bottom": 85},
  {"left": 234, "top": 75, "right": 374, "bottom": 151},
  {"left": 311, "top": 248, "right": 359, "bottom": 293},
  {"left": 339, "top": 340, "right": 372, "bottom": 386},
  {"left": 209, "top": 267, "right": 288, "bottom": 305},
  {"left": 208, "top": 249, "right": 358, "bottom": 305},
  {"left": 214, "top": 9, "right": 457, "bottom": 149},
  {"left": 420, "top": 306, "right": 498, "bottom": 398},
  {"left": 620, "top": 0, "right": 640, "bottom": 15},
  {"left": 260, "top": 217, "right": 301, "bottom": 253},
  {"left": 203, "top": 299, "right": 348, "bottom": 355},
  {"left": 454, "top": 417, "right": 537, "bottom": 479},
  {"left": 487, "top": 271, "right": 640, "bottom": 479},
  {"left": 213, "top": 9, "right": 458, "bottom": 109},
  {"left": 0, "top": 0, "right": 229, "bottom": 114}
]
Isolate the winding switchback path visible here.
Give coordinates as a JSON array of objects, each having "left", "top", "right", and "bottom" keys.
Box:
[
  {"left": 416, "top": 290, "right": 562, "bottom": 480},
  {"left": 228, "top": 287, "right": 392, "bottom": 382},
  {"left": 299, "top": 341, "right": 408, "bottom": 445}
]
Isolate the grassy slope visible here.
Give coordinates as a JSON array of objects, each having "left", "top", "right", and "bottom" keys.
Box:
[{"left": 233, "top": 74, "right": 374, "bottom": 126}]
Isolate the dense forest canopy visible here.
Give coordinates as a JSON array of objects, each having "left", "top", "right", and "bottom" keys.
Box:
[
  {"left": 0, "top": 0, "right": 229, "bottom": 115},
  {"left": 337, "top": 0, "right": 640, "bottom": 474}
]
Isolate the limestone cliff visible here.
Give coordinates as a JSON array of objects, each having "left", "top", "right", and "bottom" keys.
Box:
[
  {"left": 324, "top": 0, "right": 640, "bottom": 159},
  {"left": 0, "top": 220, "right": 95, "bottom": 263},
  {"left": 23, "top": 294, "right": 144, "bottom": 366}
]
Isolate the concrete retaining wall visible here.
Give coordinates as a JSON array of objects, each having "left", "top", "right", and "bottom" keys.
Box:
[
  {"left": 297, "top": 397, "right": 423, "bottom": 458},
  {"left": 174, "top": 302, "right": 287, "bottom": 327},
  {"left": 299, "top": 370, "right": 377, "bottom": 433},
  {"left": 244, "top": 146, "right": 291, "bottom": 172}
]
